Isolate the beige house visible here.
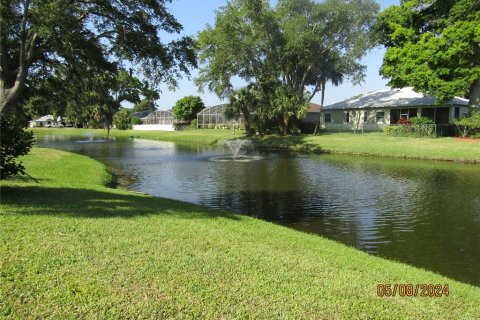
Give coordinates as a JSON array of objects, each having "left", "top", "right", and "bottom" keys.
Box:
[{"left": 306, "top": 87, "right": 470, "bottom": 131}]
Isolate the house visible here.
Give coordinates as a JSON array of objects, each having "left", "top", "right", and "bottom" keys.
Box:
[
  {"left": 306, "top": 87, "right": 470, "bottom": 131},
  {"left": 29, "top": 115, "right": 72, "bottom": 128},
  {"left": 303, "top": 102, "right": 322, "bottom": 124},
  {"left": 29, "top": 115, "right": 56, "bottom": 128}
]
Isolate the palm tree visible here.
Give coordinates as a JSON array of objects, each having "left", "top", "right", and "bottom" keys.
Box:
[
  {"left": 313, "top": 55, "right": 344, "bottom": 135},
  {"left": 227, "top": 84, "right": 260, "bottom": 136}
]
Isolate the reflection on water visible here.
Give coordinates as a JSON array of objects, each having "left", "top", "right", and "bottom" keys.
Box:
[{"left": 37, "top": 135, "right": 480, "bottom": 286}]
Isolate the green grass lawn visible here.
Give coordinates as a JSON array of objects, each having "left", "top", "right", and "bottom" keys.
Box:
[
  {"left": 32, "top": 127, "right": 242, "bottom": 145},
  {"left": 1, "top": 148, "right": 479, "bottom": 319},
  {"left": 253, "top": 132, "right": 480, "bottom": 162},
  {"left": 32, "top": 128, "right": 480, "bottom": 162}
]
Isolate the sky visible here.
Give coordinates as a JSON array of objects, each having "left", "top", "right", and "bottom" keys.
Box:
[{"left": 153, "top": 0, "right": 400, "bottom": 110}]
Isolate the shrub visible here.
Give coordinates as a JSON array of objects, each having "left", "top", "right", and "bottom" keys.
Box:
[
  {"left": 289, "top": 125, "right": 302, "bottom": 136},
  {"left": 384, "top": 125, "right": 410, "bottom": 136},
  {"left": 396, "top": 118, "right": 411, "bottom": 125},
  {"left": 114, "top": 108, "right": 132, "bottom": 130},
  {"left": 384, "top": 124, "right": 434, "bottom": 137},
  {"left": 385, "top": 116, "right": 436, "bottom": 137},
  {"left": 174, "top": 123, "right": 189, "bottom": 130},
  {"left": 1, "top": 111, "right": 35, "bottom": 179},
  {"left": 454, "top": 111, "right": 480, "bottom": 137},
  {"left": 299, "top": 121, "right": 316, "bottom": 134},
  {"left": 410, "top": 117, "right": 434, "bottom": 125},
  {"left": 131, "top": 117, "right": 143, "bottom": 125},
  {"left": 190, "top": 119, "right": 198, "bottom": 129}
]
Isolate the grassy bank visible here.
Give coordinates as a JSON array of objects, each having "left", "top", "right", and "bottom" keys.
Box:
[
  {"left": 1, "top": 148, "right": 479, "bottom": 318},
  {"left": 32, "top": 127, "right": 241, "bottom": 145},
  {"left": 32, "top": 128, "right": 480, "bottom": 162},
  {"left": 253, "top": 132, "right": 480, "bottom": 162}
]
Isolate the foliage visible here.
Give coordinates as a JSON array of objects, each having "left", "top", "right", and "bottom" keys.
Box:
[
  {"left": 0, "top": 0, "right": 196, "bottom": 113},
  {"left": 384, "top": 124, "right": 435, "bottom": 138},
  {"left": 410, "top": 117, "right": 434, "bottom": 125},
  {"left": 114, "top": 108, "right": 133, "bottom": 130},
  {"left": 131, "top": 117, "right": 144, "bottom": 125},
  {"left": 376, "top": 0, "right": 480, "bottom": 108},
  {"left": 454, "top": 111, "right": 480, "bottom": 137},
  {"left": 172, "top": 96, "right": 205, "bottom": 123},
  {"left": 196, "top": 0, "right": 378, "bottom": 134},
  {"left": 133, "top": 99, "right": 156, "bottom": 114},
  {"left": 396, "top": 118, "right": 411, "bottom": 125},
  {"left": 190, "top": 119, "right": 198, "bottom": 129},
  {"left": 0, "top": 111, "right": 34, "bottom": 178},
  {"left": 299, "top": 121, "right": 317, "bottom": 134},
  {"left": 384, "top": 125, "right": 410, "bottom": 136},
  {"left": 26, "top": 64, "right": 147, "bottom": 131},
  {"left": 227, "top": 84, "right": 263, "bottom": 135}
]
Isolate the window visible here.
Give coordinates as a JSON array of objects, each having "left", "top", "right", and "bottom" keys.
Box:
[
  {"left": 409, "top": 109, "right": 418, "bottom": 118},
  {"left": 324, "top": 113, "right": 332, "bottom": 123},
  {"left": 376, "top": 112, "right": 385, "bottom": 123},
  {"left": 391, "top": 108, "right": 418, "bottom": 123},
  {"left": 454, "top": 107, "right": 460, "bottom": 119},
  {"left": 345, "top": 112, "right": 350, "bottom": 123},
  {"left": 363, "top": 111, "right": 368, "bottom": 123}
]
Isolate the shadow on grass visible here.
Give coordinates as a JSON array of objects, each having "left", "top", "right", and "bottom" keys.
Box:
[{"left": 1, "top": 185, "right": 240, "bottom": 220}]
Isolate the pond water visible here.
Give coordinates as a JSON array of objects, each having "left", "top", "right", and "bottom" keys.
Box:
[{"left": 37, "top": 135, "right": 480, "bottom": 286}]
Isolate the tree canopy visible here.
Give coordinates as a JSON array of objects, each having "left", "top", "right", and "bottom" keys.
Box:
[
  {"left": 196, "top": 0, "right": 379, "bottom": 134},
  {"left": 376, "top": 0, "right": 480, "bottom": 108},
  {"left": 132, "top": 99, "right": 157, "bottom": 114},
  {"left": 172, "top": 96, "right": 205, "bottom": 123},
  {"left": 0, "top": 0, "right": 196, "bottom": 113},
  {"left": 114, "top": 107, "right": 133, "bottom": 130}
]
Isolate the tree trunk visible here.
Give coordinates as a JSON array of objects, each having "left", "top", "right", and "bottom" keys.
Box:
[
  {"left": 469, "top": 79, "right": 480, "bottom": 110},
  {"left": 313, "top": 80, "right": 326, "bottom": 135},
  {"left": 0, "top": 75, "right": 27, "bottom": 114},
  {"left": 241, "top": 107, "right": 253, "bottom": 136},
  {"left": 282, "top": 114, "right": 289, "bottom": 135},
  {"left": 0, "top": 1, "right": 36, "bottom": 114}
]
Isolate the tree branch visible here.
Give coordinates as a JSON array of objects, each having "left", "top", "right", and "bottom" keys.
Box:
[
  {"left": 299, "top": 64, "right": 313, "bottom": 90},
  {"left": 307, "top": 76, "right": 322, "bottom": 101},
  {"left": 0, "top": 0, "right": 32, "bottom": 113}
]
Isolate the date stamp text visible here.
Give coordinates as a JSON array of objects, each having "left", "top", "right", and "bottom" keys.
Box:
[{"left": 377, "top": 284, "right": 449, "bottom": 297}]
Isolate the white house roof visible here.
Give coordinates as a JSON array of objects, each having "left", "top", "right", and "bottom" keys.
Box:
[
  {"left": 323, "top": 87, "right": 469, "bottom": 110},
  {"left": 31, "top": 115, "right": 55, "bottom": 122}
]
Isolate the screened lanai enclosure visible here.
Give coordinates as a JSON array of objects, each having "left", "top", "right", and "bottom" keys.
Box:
[
  {"left": 197, "top": 104, "right": 243, "bottom": 129},
  {"left": 133, "top": 110, "right": 178, "bottom": 131},
  {"left": 141, "top": 110, "right": 177, "bottom": 125}
]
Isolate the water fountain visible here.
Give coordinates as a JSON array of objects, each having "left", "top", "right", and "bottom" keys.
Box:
[
  {"left": 211, "top": 139, "right": 262, "bottom": 162},
  {"left": 225, "top": 139, "right": 250, "bottom": 158},
  {"left": 75, "top": 133, "right": 109, "bottom": 143}
]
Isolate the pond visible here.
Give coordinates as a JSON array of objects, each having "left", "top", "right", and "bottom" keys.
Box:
[{"left": 37, "top": 135, "right": 480, "bottom": 286}]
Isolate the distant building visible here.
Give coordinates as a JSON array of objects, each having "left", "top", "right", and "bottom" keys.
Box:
[
  {"left": 131, "top": 111, "right": 151, "bottom": 119},
  {"left": 197, "top": 104, "right": 243, "bottom": 129},
  {"left": 29, "top": 115, "right": 58, "bottom": 128},
  {"left": 133, "top": 110, "right": 178, "bottom": 131},
  {"left": 304, "top": 87, "right": 470, "bottom": 131}
]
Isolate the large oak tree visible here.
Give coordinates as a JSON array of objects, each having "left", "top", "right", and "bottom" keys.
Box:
[
  {"left": 376, "top": 0, "right": 480, "bottom": 108},
  {"left": 196, "top": 0, "right": 378, "bottom": 134},
  {"left": 0, "top": 0, "right": 196, "bottom": 113}
]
